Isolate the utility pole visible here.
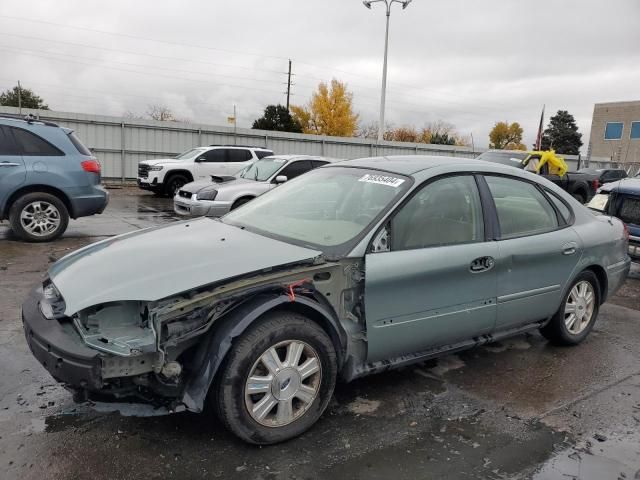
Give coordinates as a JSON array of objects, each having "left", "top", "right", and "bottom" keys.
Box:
[
  {"left": 233, "top": 104, "right": 237, "bottom": 145},
  {"left": 17, "top": 80, "right": 22, "bottom": 115},
  {"left": 286, "top": 59, "right": 292, "bottom": 110}
]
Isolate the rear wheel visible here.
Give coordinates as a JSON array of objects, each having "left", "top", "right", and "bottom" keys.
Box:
[
  {"left": 215, "top": 311, "right": 337, "bottom": 444},
  {"left": 540, "top": 271, "right": 600, "bottom": 345},
  {"left": 9, "top": 192, "right": 69, "bottom": 242},
  {"left": 164, "top": 174, "right": 189, "bottom": 197},
  {"left": 571, "top": 191, "right": 587, "bottom": 204}
]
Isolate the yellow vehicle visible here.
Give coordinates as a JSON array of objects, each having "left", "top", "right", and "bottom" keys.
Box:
[
  {"left": 522, "top": 150, "right": 568, "bottom": 177},
  {"left": 477, "top": 150, "right": 599, "bottom": 203}
]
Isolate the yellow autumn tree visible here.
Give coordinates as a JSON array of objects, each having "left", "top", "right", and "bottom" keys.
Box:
[
  {"left": 291, "top": 79, "right": 359, "bottom": 137},
  {"left": 489, "top": 121, "right": 526, "bottom": 150}
]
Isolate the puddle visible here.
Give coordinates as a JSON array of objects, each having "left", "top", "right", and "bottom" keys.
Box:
[
  {"left": 346, "top": 397, "right": 381, "bottom": 415},
  {"left": 532, "top": 432, "right": 640, "bottom": 480}
]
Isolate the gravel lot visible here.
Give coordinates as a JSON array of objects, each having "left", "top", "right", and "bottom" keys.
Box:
[{"left": 1, "top": 186, "right": 639, "bottom": 480}]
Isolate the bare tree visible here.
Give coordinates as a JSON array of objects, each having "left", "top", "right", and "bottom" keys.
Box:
[{"left": 146, "top": 105, "right": 176, "bottom": 122}]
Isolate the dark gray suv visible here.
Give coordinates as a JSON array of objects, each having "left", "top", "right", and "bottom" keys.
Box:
[{"left": 0, "top": 115, "right": 108, "bottom": 242}]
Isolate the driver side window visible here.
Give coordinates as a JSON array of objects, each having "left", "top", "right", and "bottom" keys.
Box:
[{"left": 391, "top": 175, "right": 484, "bottom": 251}]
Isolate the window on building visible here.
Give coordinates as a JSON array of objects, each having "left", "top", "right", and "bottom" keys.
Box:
[
  {"left": 631, "top": 121, "right": 640, "bottom": 140},
  {"left": 604, "top": 122, "right": 624, "bottom": 140}
]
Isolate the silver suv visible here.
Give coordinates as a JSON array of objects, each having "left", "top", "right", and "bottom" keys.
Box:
[
  {"left": 174, "top": 155, "right": 335, "bottom": 217},
  {"left": 137, "top": 145, "right": 273, "bottom": 197}
]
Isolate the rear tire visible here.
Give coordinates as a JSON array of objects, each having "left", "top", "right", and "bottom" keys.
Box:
[
  {"left": 540, "top": 271, "right": 600, "bottom": 345},
  {"left": 215, "top": 311, "right": 337, "bottom": 445},
  {"left": 164, "top": 174, "right": 189, "bottom": 197},
  {"left": 571, "top": 192, "right": 586, "bottom": 204},
  {"left": 9, "top": 192, "right": 69, "bottom": 242}
]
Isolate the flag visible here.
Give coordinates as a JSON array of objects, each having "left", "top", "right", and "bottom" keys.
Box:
[{"left": 535, "top": 105, "right": 545, "bottom": 150}]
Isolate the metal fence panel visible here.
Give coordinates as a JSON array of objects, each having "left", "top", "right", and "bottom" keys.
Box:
[{"left": 1, "top": 106, "right": 621, "bottom": 180}]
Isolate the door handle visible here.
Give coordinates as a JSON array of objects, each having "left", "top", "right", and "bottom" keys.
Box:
[
  {"left": 0, "top": 162, "right": 21, "bottom": 167},
  {"left": 562, "top": 242, "right": 578, "bottom": 255},
  {"left": 469, "top": 256, "right": 495, "bottom": 273}
]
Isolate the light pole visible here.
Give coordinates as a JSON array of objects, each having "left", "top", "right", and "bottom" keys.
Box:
[{"left": 363, "top": 0, "right": 412, "bottom": 143}]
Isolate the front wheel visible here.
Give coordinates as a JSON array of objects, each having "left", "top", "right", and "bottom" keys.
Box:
[
  {"left": 215, "top": 311, "right": 337, "bottom": 444},
  {"left": 164, "top": 174, "right": 189, "bottom": 197},
  {"left": 540, "top": 271, "right": 600, "bottom": 345}
]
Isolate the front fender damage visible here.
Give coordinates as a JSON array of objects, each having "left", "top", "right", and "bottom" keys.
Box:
[{"left": 69, "top": 261, "right": 351, "bottom": 413}]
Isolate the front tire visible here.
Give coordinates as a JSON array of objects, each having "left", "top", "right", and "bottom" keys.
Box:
[
  {"left": 215, "top": 311, "right": 337, "bottom": 445},
  {"left": 164, "top": 174, "right": 189, "bottom": 197},
  {"left": 540, "top": 271, "right": 600, "bottom": 345},
  {"left": 9, "top": 192, "right": 69, "bottom": 242}
]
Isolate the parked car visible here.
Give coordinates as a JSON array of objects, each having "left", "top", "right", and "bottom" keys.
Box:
[
  {"left": 22, "top": 155, "right": 629, "bottom": 444},
  {"left": 174, "top": 155, "right": 336, "bottom": 217},
  {"left": 578, "top": 167, "right": 628, "bottom": 184},
  {"left": 477, "top": 150, "right": 599, "bottom": 203},
  {"left": 137, "top": 145, "right": 273, "bottom": 197},
  {"left": 587, "top": 178, "right": 640, "bottom": 260},
  {"left": 0, "top": 115, "right": 108, "bottom": 242}
]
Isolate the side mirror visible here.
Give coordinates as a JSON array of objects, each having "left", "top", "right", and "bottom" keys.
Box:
[{"left": 274, "top": 175, "right": 288, "bottom": 184}]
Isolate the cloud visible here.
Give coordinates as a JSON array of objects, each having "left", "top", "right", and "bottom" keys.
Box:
[{"left": 0, "top": 0, "right": 638, "bottom": 150}]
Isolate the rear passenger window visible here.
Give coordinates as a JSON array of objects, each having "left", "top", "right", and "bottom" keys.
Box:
[
  {"left": 391, "top": 175, "right": 484, "bottom": 250},
  {"left": 68, "top": 132, "right": 92, "bottom": 156},
  {"left": 10, "top": 127, "right": 64, "bottom": 156},
  {"left": 312, "top": 160, "right": 329, "bottom": 168},
  {"left": 485, "top": 176, "right": 558, "bottom": 238},
  {"left": 545, "top": 191, "right": 572, "bottom": 224},
  {"left": 227, "top": 149, "right": 252, "bottom": 162},
  {"left": 0, "top": 127, "right": 18, "bottom": 155},
  {"left": 256, "top": 150, "right": 273, "bottom": 159}
]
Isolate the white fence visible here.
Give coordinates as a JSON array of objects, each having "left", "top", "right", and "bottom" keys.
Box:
[{"left": 1, "top": 106, "right": 619, "bottom": 180}]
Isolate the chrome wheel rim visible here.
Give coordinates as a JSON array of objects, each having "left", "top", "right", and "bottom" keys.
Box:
[
  {"left": 20, "top": 201, "right": 61, "bottom": 237},
  {"left": 564, "top": 281, "right": 595, "bottom": 335},
  {"left": 244, "top": 340, "right": 322, "bottom": 427}
]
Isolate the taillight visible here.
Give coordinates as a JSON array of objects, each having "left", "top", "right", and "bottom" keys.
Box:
[
  {"left": 81, "top": 159, "right": 101, "bottom": 173},
  {"left": 592, "top": 179, "right": 600, "bottom": 191}
]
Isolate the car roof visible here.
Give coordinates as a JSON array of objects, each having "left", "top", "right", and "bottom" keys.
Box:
[
  {"left": 331, "top": 155, "right": 486, "bottom": 175},
  {"left": 0, "top": 114, "right": 60, "bottom": 128},
  {"left": 599, "top": 178, "right": 640, "bottom": 195},
  {"left": 268, "top": 155, "right": 339, "bottom": 163}
]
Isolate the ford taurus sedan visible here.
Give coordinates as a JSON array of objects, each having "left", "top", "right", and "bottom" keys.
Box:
[
  {"left": 173, "top": 155, "right": 335, "bottom": 217},
  {"left": 22, "top": 156, "right": 630, "bottom": 444}
]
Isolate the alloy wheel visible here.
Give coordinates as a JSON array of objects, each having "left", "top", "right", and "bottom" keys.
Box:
[
  {"left": 244, "top": 340, "right": 322, "bottom": 427},
  {"left": 20, "top": 201, "right": 61, "bottom": 237},
  {"left": 564, "top": 280, "right": 596, "bottom": 334}
]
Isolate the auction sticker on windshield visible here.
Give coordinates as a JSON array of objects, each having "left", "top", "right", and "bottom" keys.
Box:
[{"left": 358, "top": 174, "right": 405, "bottom": 187}]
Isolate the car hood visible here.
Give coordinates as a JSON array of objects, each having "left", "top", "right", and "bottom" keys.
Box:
[
  {"left": 140, "top": 158, "right": 186, "bottom": 166},
  {"left": 182, "top": 177, "right": 258, "bottom": 194},
  {"left": 48, "top": 218, "right": 323, "bottom": 315}
]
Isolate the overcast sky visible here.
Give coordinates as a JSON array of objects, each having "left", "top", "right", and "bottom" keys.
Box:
[{"left": 0, "top": 0, "right": 639, "bottom": 149}]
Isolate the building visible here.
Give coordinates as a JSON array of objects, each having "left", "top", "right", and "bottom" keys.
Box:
[{"left": 589, "top": 100, "right": 640, "bottom": 164}]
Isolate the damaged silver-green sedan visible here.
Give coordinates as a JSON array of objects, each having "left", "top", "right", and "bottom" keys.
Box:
[{"left": 22, "top": 156, "right": 630, "bottom": 444}]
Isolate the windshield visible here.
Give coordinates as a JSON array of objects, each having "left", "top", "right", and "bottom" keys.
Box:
[
  {"left": 240, "top": 157, "right": 287, "bottom": 181},
  {"left": 476, "top": 151, "right": 528, "bottom": 168},
  {"left": 175, "top": 148, "right": 207, "bottom": 160},
  {"left": 223, "top": 167, "right": 410, "bottom": 250},
  {"left": 587, "top": 193, "right": 609, "bottom": 212}
]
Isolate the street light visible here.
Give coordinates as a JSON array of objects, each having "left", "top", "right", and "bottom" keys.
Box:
[{"left": 363, "top": 0, "right": 412, "bottom": 142}]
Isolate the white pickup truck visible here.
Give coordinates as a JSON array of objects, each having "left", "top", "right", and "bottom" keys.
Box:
[{"left": 137, "top": 145, "right": 273, "bottom": 196}]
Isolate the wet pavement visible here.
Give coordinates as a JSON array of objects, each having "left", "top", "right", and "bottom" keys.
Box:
[{"left": 1, "top": 187, "right": 639, "bottom": 479}]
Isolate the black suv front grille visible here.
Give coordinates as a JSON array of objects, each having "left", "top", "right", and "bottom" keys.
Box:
[
  {"left": 178, "top": 190, "right": 192, "bottom": 199},
  {"left": 138, "top": 164, "right": 149, "bottom": 178}
]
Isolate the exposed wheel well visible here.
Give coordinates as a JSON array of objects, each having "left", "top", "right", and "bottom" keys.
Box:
[
  {"left": 584, "top": 265, "right": 608, "bottom": 304},
  {"left": 270, "top": 303, "right": 345, "bottom": 367},
  {"left": 2, "top": 185, "right": 73, "bottom": 219}
]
